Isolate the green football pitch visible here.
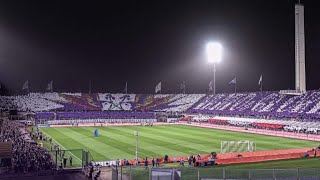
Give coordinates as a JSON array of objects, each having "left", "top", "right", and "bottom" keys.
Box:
[{"left": 40, "top": 125, "right": 318, "bottom": 161}]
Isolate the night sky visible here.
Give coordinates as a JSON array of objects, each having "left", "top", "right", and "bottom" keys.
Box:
[{"left": 0, "top": 0, "right": 319, "bottom": 94}]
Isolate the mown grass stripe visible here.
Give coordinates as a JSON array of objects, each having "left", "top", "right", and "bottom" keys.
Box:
[
  {"left": 76, "top": 127, "right": 162, "bottom": 159},
  {"left": 54, "top": 128, "right": 117, "bottom": 160},
  {"left": 107, "top": 126, "right": 208, "bottom": 155},
  {"left": 155, "top": 125, "right": 316, "bottom": 150},
  {"left": 124, "top": 126, "right": 214, "bottom": 145},
  {"left": 41, "top": 125, "right": 317, "bottom": 161},
  {"left": 91, "top": 127, "right": 184, "bottom": 157},
  {"left": 96, "top": 127, "right": 195, "bottom": 156},
  {"left": 120, "top": 126, "right": 213, "bottom": 152}
]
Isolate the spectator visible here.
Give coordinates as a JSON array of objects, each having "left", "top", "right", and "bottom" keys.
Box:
[
  {"left": 69, "top": 156, "right": 73, "bottom": 166},
  {"left": 0, "top": 119, "right": 54, "bottom": 172},
  {"left": 63, "top": 157, "right": 67, "bottom": 168},
  {"left": 164, "top": 155, "right": 168, "bottom": 163},
  {"left": 192, "top": 155, "right": 196, "bottom": 166},
  {"left": 180, "top": 158, "right": 184, "bottom": 166},
  {"left": 144, "top": 157, "right": 148, "bottom": 169}
]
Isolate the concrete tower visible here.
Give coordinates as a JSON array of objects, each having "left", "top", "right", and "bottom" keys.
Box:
[{"left": 295, "top": 3, "right": 306, "bottom": 93}]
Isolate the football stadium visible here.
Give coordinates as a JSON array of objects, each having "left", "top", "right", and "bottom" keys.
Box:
[{"left": 1, "top": 1, "right": 320, "bottom": 180}]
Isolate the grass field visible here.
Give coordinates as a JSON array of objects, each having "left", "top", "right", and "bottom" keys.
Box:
[{"left": 40, "top": 125, "right": 318, "bottom": 162}]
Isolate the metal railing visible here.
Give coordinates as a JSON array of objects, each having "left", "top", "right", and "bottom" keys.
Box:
[
  {"left": 0, "top": 149, "right": 93, "bottom": 175},
  {"left": 113, "top": 166, "right": 320, "bottom": 180}
]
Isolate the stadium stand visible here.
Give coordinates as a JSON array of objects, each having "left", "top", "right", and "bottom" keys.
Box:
[
  {"left": 35, "top": 111, "right": 155, "bottom": 120},
  {"left": 0, "top": 93, "right": 205, "bottom": 112},
  {"left": 3, "top": 91, "right": 320, "bottom": 121},
  {"left": 2, "top": 91, "right": 320, "bottom": 132},
  {"left": 190, "top": 91, "right": 320, "bottom": 120},
  {"left": 0, "top": 119, "right": 54, "bottom": 172},
  {"left": 205, "top": 116, "right": 320, "bottom": 134}
]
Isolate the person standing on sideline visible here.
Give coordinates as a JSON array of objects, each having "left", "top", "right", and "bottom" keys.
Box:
[
  {"left": 152, "top": 158, "right": 155, "bottom": 167},
  {"left": 193, "top": 155, "right": 196, "bottom": 166},
  {"left": 63, "top": 157, "right": 67, "bottom": 168},
  {"left": 180, "top": 158, "right": 184, "bottom": 166},
  {"left": 188, "top": 156, "right": 192, "bottom": 167},
  {"left": 144, "top": 157, "right": 148, "bottom": 169},
  {"left": 156, "top": 158, "right": 160, "bottom": 167},
  {"left": 69, "top": 156, "right": 73, "bottom": 167}
]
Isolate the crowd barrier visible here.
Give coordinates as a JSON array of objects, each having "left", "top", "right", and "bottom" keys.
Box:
[
  {"left": 94, "top": 147, "right": 318, "bottom": 169},
  {"left": 119, "top": 167, "right": 320, "bottom": 180}
]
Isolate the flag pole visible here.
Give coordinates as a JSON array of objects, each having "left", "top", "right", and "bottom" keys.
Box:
[{"left": 51, "top": 81, "right": 53, "bottom": 93}]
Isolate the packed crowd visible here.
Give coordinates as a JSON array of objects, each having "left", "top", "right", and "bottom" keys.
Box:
[
  {"left": 0, "top": 119, "right": 55, "bottom": 172},
  {"left": 2, "top": 91, "right": 320, "bottom": 122},
  {"left": 35, "top": 111, "right": 155, "bottom": 120},
  {"left": 207, "top": 117, "right": 320, "bottom": 134},
  {"left": 190, "top": 91, "right": 320, "bottom": 120},
  {"left": 0, "top": 93, "right": 205, "bottom": 112}
]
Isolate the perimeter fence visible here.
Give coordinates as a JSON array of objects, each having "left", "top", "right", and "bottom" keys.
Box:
[{"left": 112, "top": 166, "right": 320, "bottom": 180}]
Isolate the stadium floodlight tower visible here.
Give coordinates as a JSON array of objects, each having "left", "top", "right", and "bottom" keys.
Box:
[
  {"left": 295, "top": 1, "right": 306, "bottom": 93},
  {"left": 206, "top": 42, "right": 222, "bottom": 94},
  {"left": 280, "top": 1, "right": 306, "bottom": 95}
]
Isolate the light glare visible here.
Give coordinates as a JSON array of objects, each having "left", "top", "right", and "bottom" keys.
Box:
[{"left": 206, "top": 42, "right": 222, "bottom": 63}]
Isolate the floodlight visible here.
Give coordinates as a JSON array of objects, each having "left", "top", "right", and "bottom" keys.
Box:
[{"left": 206, "top": 42, "right": 222, "bottom": 63}]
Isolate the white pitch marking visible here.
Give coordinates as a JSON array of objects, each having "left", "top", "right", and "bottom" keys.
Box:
[{"left": 41, "top": 130, "right": 82, "bottom": 163}]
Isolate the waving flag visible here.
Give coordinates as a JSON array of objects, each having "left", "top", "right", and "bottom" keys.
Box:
[
  {"left": 180, "top": 81, "right": 186, "bottom": 93},
  {"left": 258, "top": 75, "right": 262, "bottom": 85},
  {"left": 209, "top": 81, "right": 213, "bottom": 91},
  {"left": 155, "top": 82, "right": 161, "bottom": 93},
  {"left": 229, "top": 77, "right": 237, "bottom": 84},
  {"left": 22, "top": 80, "right": 29, "bottom": 90},
  {"left": 46, "top": 80, "right": 53, "bottom": 92},
  {"left": 124, "top": 81, "right": 128, "bottom": 94},
  {"left": 180, "top": 81, "right": 185, "bottom": 89}
]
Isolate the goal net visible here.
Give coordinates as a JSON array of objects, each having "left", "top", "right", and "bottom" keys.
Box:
[{"left": 220, "top": 140, "right": 256, "bottom": 154}]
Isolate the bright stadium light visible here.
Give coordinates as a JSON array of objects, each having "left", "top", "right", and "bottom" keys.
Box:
[
  {"left": 206, "top": 42, "right": 222, "bottom": 63},
  {"left": 206, "top": 42, "right": 222, "bottom": 94}
]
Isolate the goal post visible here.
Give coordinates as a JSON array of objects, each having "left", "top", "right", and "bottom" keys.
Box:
[{"left": 220, "top": 140, "right": 256, "bottom": 154}]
